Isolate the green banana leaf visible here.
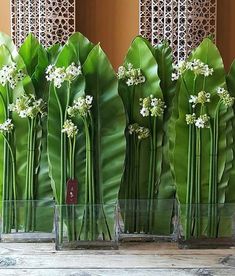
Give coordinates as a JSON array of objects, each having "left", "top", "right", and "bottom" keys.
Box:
[
  {"left": 19, "top": 34, "right": 54, "bottom": 231},
  {"left": 66, "top": 32, "right": 94, "bottom": 65},
  {"left": 48, "top": 43, "right": 85, "bottom": 204},
  {"left": 118, "top": 36, "right": 169, "bottom": 234},
  {"left": 82, "top": 44, "right": 126, "bottom": 238},
  {"left": 226, "top": 60, "right": 235, "bottom": 204},
  {"left": 152, "top": 41, "right": 176, "bottom": 234},
  {"left": 170, "top": 38, "right": 234, "bottom": 236}
]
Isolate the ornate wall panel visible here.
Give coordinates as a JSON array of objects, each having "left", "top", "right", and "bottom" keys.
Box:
[
  {"left": 139, "top": 0, "right": 217, "bottom": 62},
  {"left": 11, "top": 0, "right": 76, "bottom": 47}
]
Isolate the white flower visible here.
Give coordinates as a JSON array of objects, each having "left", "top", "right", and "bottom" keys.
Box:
[
  {"left": 117, "top": 66, "right": 126, "bottom": 79},
  {"left": 46, "top": 63, "right": 82, "bottom": 88},
  {"left": 151, "top": 98, "right": 159, "bottom": 107},
  {"left": 62, "top": 119, "right": 78, "bottom": 138},
  {"left": 128, "top": 123, "right": 139, "bottom": 135},
  {"left": 186, "top": 59, "right": 213, "bottom": 77},
  {"left": 0, "top": 63, "right": 25, "bottom": 89},
  {"left": 186, "top": 113, "right": 196, "bottom": 125},
  {"left": 0, "top": 119, "right": 14, "bottom": 133},
  {"left": 140, "top": 107, "right": 150, "bottom": 117},
  {"left": 85, "top": 95, "right": 93, "bottom": 105},
  {"left": 217, "top": 87, "right": 226, "bottom": 95},
  {"left": 128, "top": 123, "right": 150, "bottom": 140},
  {"left": 195, "top": 114, "right": 210, "bottom": 129},
  {"left": 68, "top": 95, "right": 93, "bottom": 117},
  {"left": 140, "top": 96, "right": 166, "bottom": 117},
  {"left": 189, "top": 95, "right": 198, "bottom": 106},
  {"left": 66, "top": 62, "right": 82, "bottom": 81},
  {"left": 117, "top": 63, "right": 146, "bottom": 86},
  {"left": 216, "top": 87, "right": 234, "bottom": 107},
  {"left": 126, "top": 78, "right": 134, "bottom": 86},
  {"left": 9, "top": 94, "right": 46, "bottom": 119},
  {"left": 195, "top": 117, "right": 204, "bottom": 128},
  {"left": 172, "top": 72, "right": 179, "bottom": 81}
]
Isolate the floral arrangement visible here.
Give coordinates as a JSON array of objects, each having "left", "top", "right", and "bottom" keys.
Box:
[
  {"left": 118, "top": 37, "right": 175, "bottom": 235},
  {"left": 170, "top": 38, "right": 235, "bottom": 240},
  {"left": 1, "top": 31, "right": 235, "bottom": 246}
]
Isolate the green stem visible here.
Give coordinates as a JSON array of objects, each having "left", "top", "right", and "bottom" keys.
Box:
[
  {"left": 195, "top": 128, "right": 201, "bottom": 238},
  {"left": 53, "top": 86, "right": 65, "bottom": 244},
  {"left": 1, "top": 134, "right": 17, "bottom": 233},
  {"left": 148, "top": 117, "right": 157, "bottom": 234},
  {"left": 1, "top": 90, "right": 8, "bottom": 233},
  {"left": 135, "top": 139, "right": 141, "bottom": 233},
  {"left": 212, "top": 104, "right": 220, "bottom": 237},
  {"left": 186, "top": 76, "right": 197, "bottom": 239}
]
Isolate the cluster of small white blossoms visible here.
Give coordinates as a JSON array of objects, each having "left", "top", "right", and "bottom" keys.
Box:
[
  {"left": 117, "top": 63, "right": 146, "bottom": 86},
  {"left": 128, "top": 123, "right": 150, "bottom": 140},
  {"left": 46, "top": 62, "right": 82, "bottom": 88},
  {"left": 68, "top": 95, "right": 93, "bottom": 117},
  {"left": 62, "top": 119, "right": 78, "bottom": 138},
  {"left": 186, "top": 114, "right": 210, "bottom": 129},
  {"left": 0, "top": 63, "right": 25, "bottom": 89},
  {"left": 140, "top": 95, "right": 166, "bottom": 117},
  {"left": 172, "top": 59, "right": 213, "bottom": 81},
  {"left": 186, "top": 91, "right": 211, "bottom": 129},
  {"left": 189, "top": 91, "right": 211, "bottom": 108},
  {"left": 217, "top": 87, "right": 234, "bottom": 107},
  {"left": 9, "top": 94, "right": 46, "bottom": 119},
  {"left": 0, "top": 119, "right": 14, "bottom": 134}
]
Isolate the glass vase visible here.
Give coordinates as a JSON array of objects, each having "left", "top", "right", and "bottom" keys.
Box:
[
  {"left": 178, "top": 203, "right": 235, "bottom": 249},
  {"left": 0, "top": 200, "right": 55, "bottom": 242},
  {"left": 118, "top": 199, "right": 178, "bottom": 242},
  {"left": 55, "top": 203, "right": 118, "bottom": 250}
]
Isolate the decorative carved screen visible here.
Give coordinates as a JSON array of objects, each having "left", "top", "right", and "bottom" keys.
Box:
[
  {"left": 139, "top": 0, "right": 217, "bottom": 62},
  {"left": 11, "top": 0, "right": 76, "bottom": 47}
]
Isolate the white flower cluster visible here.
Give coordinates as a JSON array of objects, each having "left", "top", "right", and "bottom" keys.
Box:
[
  {"left": 140, "top": 95, "right": 166, "bottom": 117},
  {"left": 9, "top": 94, "right": 46, "bottom": 119},
  {"left": 189, "top": 91, "right": 211, "bottom": 108},
  {"left": 68, "top": 95, "right": 93, "bottom": 117},
  {"left": 186, "top": 113, "right": 210, "bottom": 129},
  {"left": 117, "top": 63, "right": 146, "bottom": 86},
  {"left": 172, "top": 59, "right": 213, "bottom": 80},
  {"left": 62, "top": 119, "right": 78, "bottom": 138},
  {"left": 46, "top": 62, "right": 82, "bottom": 88},
  {"left": 128, "top": 123, "right": 150, "bottom": 140},
  {"left": 216, "top": 87, "right": 234, "bottom": 107},
  {"left": 0, "top": 119, "right": 14, "bottom": 134},
  {"left": 0, "top": 63, "right": 25, "bottom": 89}
]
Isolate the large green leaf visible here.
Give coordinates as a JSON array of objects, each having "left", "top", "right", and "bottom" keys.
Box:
[
  {"left": 226, "top": 60, "right": 235, "bottom": 203},
  {"left": 66, "top": 32, "right": 94, "bottom": 65},
  {"left": 152, "top": 41, "right": 176, "bottom": 234},
  {"left": 118, "top": 37, "right": 171, "bottom": 234},
  {"left": 82, "top": 44, "right": 125, "bottom": 237},
  {"left": 47, "top": 38, "right": 91, "bottom": 204}
]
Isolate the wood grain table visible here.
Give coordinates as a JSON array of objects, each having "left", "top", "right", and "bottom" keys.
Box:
[{"left": 0, "top": 242, "right": 234, "bottom": 275}]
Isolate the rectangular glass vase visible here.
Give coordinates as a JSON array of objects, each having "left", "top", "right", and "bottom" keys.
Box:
[
  {"left": 118, "top": 199, "right": 178, "bottom": 242},
  {"left": 0, "top": 200, "right": 55, "bottom": 242},
  {"left": 55, "top": 204, "right": 118, "bottom": 250},
  {"left": 178, "top": 203, "right": 235, "bottom": 249}
]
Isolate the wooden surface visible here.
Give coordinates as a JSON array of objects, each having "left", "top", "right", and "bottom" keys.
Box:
[{"left": 0, "top": 242, "right": 234, "bottom": 275}]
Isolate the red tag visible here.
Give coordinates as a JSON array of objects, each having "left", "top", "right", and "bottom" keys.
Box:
[{"left": 66, "top": 179, "right": 78, "bottom": 204}]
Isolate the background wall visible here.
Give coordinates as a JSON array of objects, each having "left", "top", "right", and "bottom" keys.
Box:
[
  {"left": 0, "top": 0, "right": 235, "bottom": 70},
  {"left": 76, "top": 0, "right": 139, "bottom": 69},
  {"left": 0, "top": 0, "right": 11, "bottom": 35},
  {"left": 217, "top": 0, "right": 235, "bottom": 70}
]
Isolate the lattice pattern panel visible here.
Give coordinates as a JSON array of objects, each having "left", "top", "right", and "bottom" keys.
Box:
[
  {"left": 11, "top": 0, "right": 76, "bottom": 48},
  {"left": 139, "top": 0, "right": 217, "bottom": 62}
]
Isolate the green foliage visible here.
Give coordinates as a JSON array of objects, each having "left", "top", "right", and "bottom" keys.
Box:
[
  {"left": 169, "top": 38, "right": 234, "bottom": 239},
  {"left": 118, "top": 36, "right": 175, "bottom": 235}
]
